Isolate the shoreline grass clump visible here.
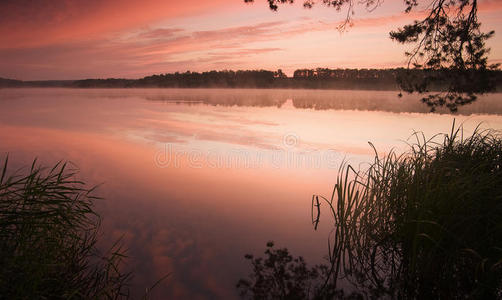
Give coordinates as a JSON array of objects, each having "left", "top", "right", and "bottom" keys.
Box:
[
  {"left": 0, "top": 158, "right": 130, "bottom": 299},
  {"left": 312, "top": 122, "right": 502, "bottom": 298}
]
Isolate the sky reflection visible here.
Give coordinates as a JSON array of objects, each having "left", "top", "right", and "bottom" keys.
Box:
[{"left": 0, "top": 88, "right": 501, "bottom": 298}]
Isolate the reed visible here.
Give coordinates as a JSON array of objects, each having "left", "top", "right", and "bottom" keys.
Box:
[
  {"left": 313, "top": 121, "right": 502, "bottom": 298},
  {"left": 0, "top": 158, "right": 131, "bottom": 299}
]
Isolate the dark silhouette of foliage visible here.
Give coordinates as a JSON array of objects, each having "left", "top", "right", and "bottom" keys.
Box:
[
  {"left": 69, "top": 68, "right": 501, "bottom": 90},
  {"left": 2, "top": 68, "right": 501, "bottom": 92},
  {"left": 73, "top": 70, "right": 275, "bottom": 88},
  {"left": 390, "top": 0, "right": 500, "bottom": 112},
  {"left": 240, "top": 123, "right": 502, "bottom": 299},
  {"left": 311, "top": 123, "right": 502, "bottom": 298},
  {"left": 0, "top": 158, "right": 170, "bottom": 299},
  {"left": 244, "top": 0, "right": 500, "bottom": 112},
  {"left": 0, "top": 158, "right": 131, "bottom": 299},
  {"left": 237, "top": 242, "right": 345, "bottom": 299}
]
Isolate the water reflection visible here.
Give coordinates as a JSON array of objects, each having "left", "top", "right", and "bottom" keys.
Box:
[
  {"left": 141, "top": 89, "right": 502, "bottom": 115},
  {"left": 0, "top": 88, "right": 501, "bottom": 298},
  {"left": 3, "top": 88, "right": 502, "bottom": 115}
]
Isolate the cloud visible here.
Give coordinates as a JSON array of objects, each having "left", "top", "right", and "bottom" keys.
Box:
[
  {"left": 136, "top": 28, "right": 186, "bottom": 40},
  {"left": 1, "top": 1, "right": 500, "bottom": 80},
  {"left": 0, "top": 20, "right": 290, "bottom": 79},
  {"left": 0, "top": 0, "right": 233, "bottom": 49},
  {"left": 192, "top": 21, "right": 286, "bottom": 40}
]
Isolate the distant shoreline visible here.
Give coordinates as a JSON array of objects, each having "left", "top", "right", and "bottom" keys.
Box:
[
  {"left": 2, "top": 68, "right": 501, "bottom": 92},
  {"left": 3, "top": 86, "right": 502, "bottom": 93}
]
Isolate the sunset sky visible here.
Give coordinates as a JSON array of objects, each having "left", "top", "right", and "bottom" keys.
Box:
[{"left": 1, "top": 0, "right": 501, "bottom": 80}]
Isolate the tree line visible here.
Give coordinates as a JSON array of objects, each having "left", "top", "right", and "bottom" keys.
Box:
[
  {"left": 73, "top": 68, "right": 502, "bottom": 92},
  {"left": 2, "top": 68, "right": 501, "bottom": 92},
  {"left": 72, "top": 68, "right": 502, "bottom": 91}
]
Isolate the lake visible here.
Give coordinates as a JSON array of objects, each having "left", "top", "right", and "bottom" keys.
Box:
[{"left": 1, "top": 88, "right": 501, "bottom": 299}]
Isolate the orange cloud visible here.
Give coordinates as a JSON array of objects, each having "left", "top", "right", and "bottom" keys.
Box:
[
  {"left": 0, "top": 20, "right": 291, "bottom": 79},
  {"left": 1, "top": 0, "right": 500, "bottom": 79},
  {"left": 0, "top": 0, "right": 233, "bottom": 49}
]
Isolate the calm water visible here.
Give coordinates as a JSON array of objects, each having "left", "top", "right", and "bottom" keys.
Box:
[{"left": 1, "top": 88, "right": 502, "bottom": 299}]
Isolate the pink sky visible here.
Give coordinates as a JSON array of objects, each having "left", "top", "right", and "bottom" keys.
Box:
[{"left": 1, "top": 0, "right": 501, "bottom": 80}]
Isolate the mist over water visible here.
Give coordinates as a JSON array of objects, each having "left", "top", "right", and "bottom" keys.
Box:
[{"left": 1, "top": 88, "right": 501, "bottom": 298}]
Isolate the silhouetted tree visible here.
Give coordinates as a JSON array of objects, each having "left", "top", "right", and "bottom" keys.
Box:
[
  {"left": 237, "top": 242, "right": 346, "bottom": 299},
  {"left": 275, "top": 69, "right": 287, "bottom": 78},
  {"left": 244, "top": 0, "right": 500, "bottom": 112}
]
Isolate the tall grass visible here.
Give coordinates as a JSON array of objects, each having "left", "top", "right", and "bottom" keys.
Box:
[
  {"left": 312, "top": 121, "right": 502, "bottom": 298},
  {"left": 0, "top": 158, "right": 130, "bottom": 299}
]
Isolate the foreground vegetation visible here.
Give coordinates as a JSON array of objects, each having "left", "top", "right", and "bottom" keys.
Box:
[
  {"left": 239, "top": 122, "right": 502, "bottom": 298},
  {"left": 0, "top": 159, "right": 130, "bottom": 299}
]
